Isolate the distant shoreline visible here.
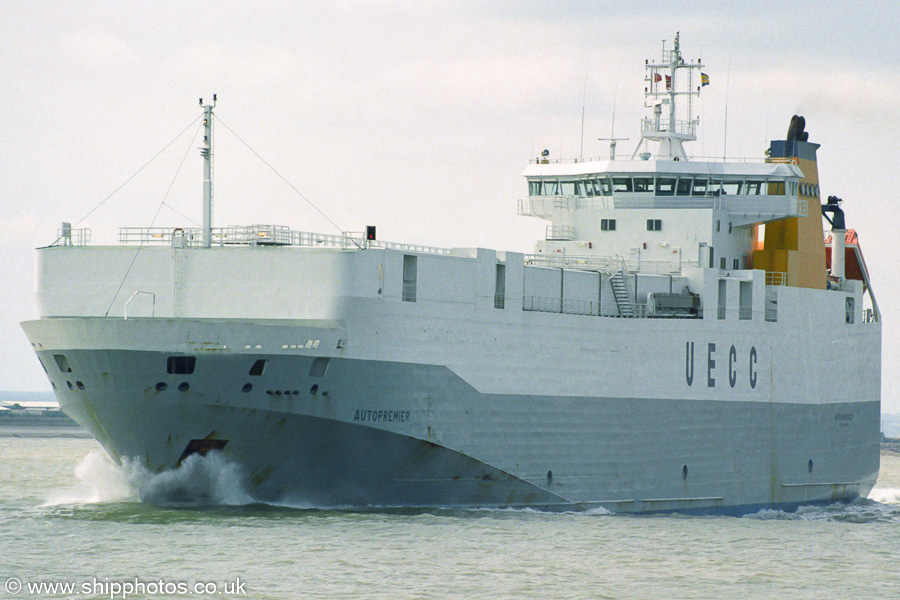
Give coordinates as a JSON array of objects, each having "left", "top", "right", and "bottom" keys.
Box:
[
  {"left": 0, "top": 413, "right": 88, "bottom": 438},
  {"left": 882, "top": 441, "right": 900, "bottom": 457}
]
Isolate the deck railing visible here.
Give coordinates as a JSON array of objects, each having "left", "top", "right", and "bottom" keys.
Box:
[
  {"left": 117, "top": 225, "right": 451, "bottom": 255},
  {"left": 765, "top": 272, "right": 788, "bottom": 286}
]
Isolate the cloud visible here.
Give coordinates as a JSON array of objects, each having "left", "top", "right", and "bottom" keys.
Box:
[
  {"left": 172, "top": 42, "right": 303, "bottom": 88},
  {"left": 59, "top": 31, "right": 136, "bottom": 70}
]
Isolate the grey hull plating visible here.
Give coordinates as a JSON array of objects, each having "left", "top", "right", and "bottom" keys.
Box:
[{"left": 34, "top": 346, "right": 879, "bottom": 514}]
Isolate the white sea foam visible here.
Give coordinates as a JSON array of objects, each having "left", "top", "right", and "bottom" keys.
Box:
[
  {"left": 136, "top": 451, "right": 254, "bottom": 506},
  {"left": 868, "top": 487, "right": 900, "bottom": 504},
  {"left": 44, "top": 449, "right": 254, "bottom": 507},
  {"left": 44, "top": 449, "right": 135, "bottom": 506}
]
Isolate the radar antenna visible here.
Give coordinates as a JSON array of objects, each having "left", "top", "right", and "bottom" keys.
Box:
[{"left": 631, "top": 32, "right": 705, "bottom": 161}]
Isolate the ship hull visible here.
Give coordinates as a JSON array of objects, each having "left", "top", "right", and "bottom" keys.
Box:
[{"left": 22, "top": 316, "right": 880, "bottom": 514}]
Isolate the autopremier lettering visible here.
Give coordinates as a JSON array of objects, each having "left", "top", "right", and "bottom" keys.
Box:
[{"left": 353, "top": 409, "right": 411, "bottom": 423}]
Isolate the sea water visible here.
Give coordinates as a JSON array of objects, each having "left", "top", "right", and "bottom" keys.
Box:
[{"left": 1, "top": 432, "right": 898, "bottom": 600}]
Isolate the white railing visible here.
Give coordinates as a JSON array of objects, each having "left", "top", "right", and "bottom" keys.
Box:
[
  {"left": 524, "top": 253, "right": 691, "bottom": 275},
  {"left": 765, "top": 272, "right": 788, "bottom": 286},
  {"left": 117, "top": 225, "right": 451, "bottom": 255},
  {"left": 525, "top": 254, "right": 625, "bottom": 272},
  {"left": 623, "top": 259, "right": 696, "bottom": 274},
  {"left": 368, "top": 239, "right": 452, "bottom": 255},
  {"left": 641, "top": 117, "right": 697, "bottom": 137},
  {"left": 545, "top": 225, "right": 576, "bottom": 241},
  {"left": 522, "top": 296, "right": 599, "bottom": 316},
  {"left": 52, "top": 227, "right": 92, "bottom": 247},
  {"left": 522, "top": 296, "right": 653, "bottom": 319},
  {"left": 529, "top": 155, "right": 799, "bottom": 165}
]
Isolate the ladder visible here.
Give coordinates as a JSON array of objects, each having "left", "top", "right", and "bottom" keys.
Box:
[{"left": 609, "top": 271, "right": 635, "bottom": 317}]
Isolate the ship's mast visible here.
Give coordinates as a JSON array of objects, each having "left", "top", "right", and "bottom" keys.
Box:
[
  {"left": 200, "top": 95, "right": 216, "bottom": 248},
  {"left": 632, "top": 32, "right": 704, "bottom": 161}
]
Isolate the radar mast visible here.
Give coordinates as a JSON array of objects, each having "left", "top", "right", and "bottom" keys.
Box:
[
  {"left": 632, "top": 32, "right": 704, "bottom": 161},
  {"left": 200, "top": 95, "right": 216, "bottom": 248}
]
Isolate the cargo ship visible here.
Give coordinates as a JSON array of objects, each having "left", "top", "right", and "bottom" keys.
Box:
[{"left": 22, "top": 34, "right": 881, "bottom": 513}]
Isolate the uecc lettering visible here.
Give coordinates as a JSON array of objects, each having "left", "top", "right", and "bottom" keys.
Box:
[{"left": 685, "top": 342, "right": 758, "bottom": 389}]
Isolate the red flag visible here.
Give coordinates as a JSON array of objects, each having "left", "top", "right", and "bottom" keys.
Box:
[
  {"left": 665, "top": 75, "right": 672, "bottom": 89},
  {"left": 654, "top": 73, "right": 662, "bottom": 83}
]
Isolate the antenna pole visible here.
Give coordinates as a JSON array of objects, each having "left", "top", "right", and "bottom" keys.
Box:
[
  {"left": 723, "top": 58, "right": 730, "bottom": 161},
  {"left": 200, "top": 95, "right": 216, "bottom": 248},
  {"left": 579, "top": 72, "right": 587, "bottom": 159}
]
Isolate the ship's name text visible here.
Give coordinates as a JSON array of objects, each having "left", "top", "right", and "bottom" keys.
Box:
[
  {"left": 685, "top": 342, "right": 758, "bottom": 389},
  {"left": 353, "top": 409, "right": 411, "bottom": 423}
]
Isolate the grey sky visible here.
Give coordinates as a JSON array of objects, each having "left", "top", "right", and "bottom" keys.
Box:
[{"left": 1, "top": 1, "right": 898, "bottom": 409}]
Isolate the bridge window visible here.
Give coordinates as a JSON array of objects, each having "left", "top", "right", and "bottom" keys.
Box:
[
  {"left": 722, "top": 181, "right": 742, "bottom": 195},
  {"left": 582, "top": 178, "right": 595, "bottom": 197},
  {"left": 529, "top": 180, "right": 541, "bottom": 196},
  {"left": 692, "top": 179, "right": 708, "bottom": 196},
  {"left": 633, "top": 177, "right": 654, "bottom": 193},
  {"left": 612, "top": 178, "right": 632, "bottom": 193},
  {"left": 745, "top": 181, "right": 763, "bottom": 195},
  {"left": 599, "top": 177, "right": 612, "bottom": 196},
  {"left": 656, "top": 178, "right": 676, "bottom": 196},
  {"left": 768, "top": 180, "right": 786, "bottom": 195},
  {"left": 559, "top": 181, "right": 575, "bottom": 196},
  {"left": 676, "top": 178, "right": 692, "bottom": 196}
]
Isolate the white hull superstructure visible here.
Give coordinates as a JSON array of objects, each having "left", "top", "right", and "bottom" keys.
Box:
[{"left": 22, "top": 36, "right": 881, "bottom": 513}]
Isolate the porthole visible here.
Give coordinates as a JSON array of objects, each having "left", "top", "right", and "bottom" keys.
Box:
[
  {"left": 682, "top": 464, "right": 688, "bottom": 480},
  {"left": 178, "top": 382, "right": 190, "bottom": 392},
  {"left": 156, "top": 382, "right": 168, "bottom": 392},
  {"left": 66, "top": 381, "right": 73, "bottom": 390},
  {"left": 242, "top": 383, "right": 253, "bottom": 393},
  {"left": 310, "top": 384, "right": 319, "bottom": 395},
  {"left": 808, "top": 459, "right": 814, "bottom": 473},
  {"left": 76, "top": 381, "right": 85, "bottom": 390},
  {"left": 547, "top": 470, "right": 553, "bottom": 485}
]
